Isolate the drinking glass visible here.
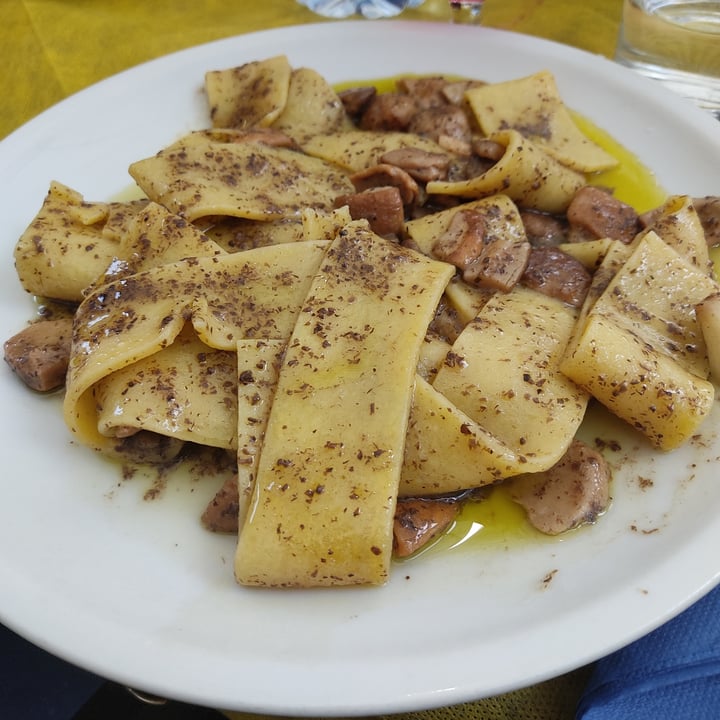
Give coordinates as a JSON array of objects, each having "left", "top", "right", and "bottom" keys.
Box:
[{"left": 614, "top": 0, "right": 720, "bottom": 117}]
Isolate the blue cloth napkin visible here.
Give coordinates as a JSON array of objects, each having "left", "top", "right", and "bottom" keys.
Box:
[
  {"left": 0, "top": 624, "right": 104, "bottom": 719},
  {"left": 577, "top": 583, "right": 720, "bottom": 719}
]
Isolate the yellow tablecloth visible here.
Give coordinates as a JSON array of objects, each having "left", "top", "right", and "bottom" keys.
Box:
[
  {"left": 2, "top": 0, "right": 624, "bottom": 141},
  {"left": 1, "top": 1, "right": 624, "bottom": 717}
]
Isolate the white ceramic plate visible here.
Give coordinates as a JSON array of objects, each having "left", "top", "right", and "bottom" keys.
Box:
[{"left": 1, "top": 20, "right": 719, "bottom": 716}]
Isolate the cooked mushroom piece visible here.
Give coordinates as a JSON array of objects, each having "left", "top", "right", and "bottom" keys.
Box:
[
  {"left": 113, "top": 431, "right": 186, "bottom": 465},
  {"left": 471, "top": 138, "right": 505, "bottom": 162},
  {"left": 393, "top": 497, "right": 460, "bottom": 558},
  {"left": 380, "top": 147, "right": 451, "bottom": 183},
  {"left": 520, "top": 209, "right": 569, "bottom": 247},
  {"left": 433, "top": 209, "right": 531, "bottom": 292},
  {"left": 694, "top": 196, "right": 720, "bottom": 247},
  {"left": 567, "top": 186, "right": 640, "bottom": 244},
  {"left": 521, "top": 246, "right": 592, "bottom": 308},
  {"left": 334, "top": 186, "right": 405, "bottom": 237},
  {"left": 202, "top": 474, "right": 240, "bottom": 533},
  {"left": 224, "top": 127, "right": 299, "bottom": 149},
  {"left": 359, "top": 92, "right": 417, "bottom": 132},
  {"left": 508, "top": 439, "right": 611, "bottom": 535},
  {"left": 408, "top": 106, "right": 472, "bottom": 154},
  {"left": 350, "top": 163, "right": 420, "bottom": 207},
  {"left": 696, "top": 292, "right": 720, "bottom": 383},
  {"left": 4, "top": 317, "right": 73, "bottom": 392},
  {"left": 432, "top": 208, "right": 487, "bottom": 270},
  {"left": 338, "top": 86, "right": 377, "bottom": 119},
  {"left": 396, "top": 76, "right": 452, "bottom": 109}
]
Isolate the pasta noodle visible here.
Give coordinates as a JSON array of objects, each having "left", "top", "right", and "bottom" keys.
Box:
[
  {"left": 13, "top": 181, "right": 146, "bottom": 302},
  {"left": 235, "top": 222, "right": 453, "bottom": 587},
  {"left": 64, "top": 242, "right": 328, "bottom": 454},
  {"left": 128, "top": 130, "right": 354, "bottom": 222},
  {"left": 425, "top": 129, "right": 586, "bottom": 213},
  {"left": 433, "top": 286, "right": 590, "bottom": 471},
  {"left": 560, "top": 230, "right": 717, "bottom": 450},
  {"left": 206, "top": 55, "right": 292, "bottom": 129},
  {"left": 464, "top": 70, "right": 619, "bottom": 173}
]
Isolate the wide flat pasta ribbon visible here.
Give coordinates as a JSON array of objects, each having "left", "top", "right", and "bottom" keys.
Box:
[
  {"left": 561, "top": 231, "right": 718, "bottom": 450},
  {"left": 426, "top": 130, "right": 585, "bottom": 213},
  {"left": 128, "top": 131, "right": 354, "bottom": 222},
  {"left": 235, "top": 221, "right": 455, "bottom": 587},
  {"left": 464, "top": 70, "right": 619, "bottom": 173},
  {"left": 63, "top": 242, "right": 328, "bottom": 453}
]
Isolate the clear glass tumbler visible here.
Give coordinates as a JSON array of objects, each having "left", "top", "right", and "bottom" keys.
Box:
[{"left": 614, "top": 0, "right": 720, "bottom": 117}]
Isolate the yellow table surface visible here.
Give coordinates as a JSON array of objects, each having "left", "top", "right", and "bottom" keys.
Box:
[
  {"left": 2, "top": 0, "right": 624, "bottom": 717},
  {"left": 2, "top": 0, "right": 624, "bottom": 140}
]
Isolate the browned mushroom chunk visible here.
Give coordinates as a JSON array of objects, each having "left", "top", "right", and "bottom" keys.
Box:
[
  {"left": 359, "top": 93, "right": 418, "bottom": 132},
  {"left": 225, "top": 127, "right": 299, "bottom": 149},
  {"left": 440, "top": 79, "right": 487, "bottom": 106},
  {"left": 508, "top": 439, "right": 611, "bottom": 535},
  {"left": 432, "top": 208, "right": 487, "bottom": 269},
  {"left": 471, "top": 138, "right": 506, "bottom": 163},
  {"left": 408, "top": 106, "right": 472, "bottom": 155},
  {"left": 4, "top": 317, "right": 73, "bottom": 392},
  {"left": 380, "top": 147, "right": 451, "bottom": 183},
  {"left": 350, "top": 163, "right": 420, "bottom": 207},
  {"left": 521, "top": 246, "right": 592, "bottom": 308},
  {"left": 334, "top": 186, "right": 405, "bottom": 237},
  {"left": 113, "top": 431, "right": 186, "bottom": 465},
  {"left": 433, "top": 209, "right": 531, "bottom": 292},
  {"left": 201, "top": 474, "right": 240, "bottom": 533},
  {"left": 396, "top": 76, "right": 453, "bottom": 109},
  {"left": 520, "top": 210, "right": 569, "bottom": 247},
  {"left": 567, "top": 186, "right": 640, "bottom": 244},
  {"left": 338, "top": 86, "right": 377, "bottom": 120},
  {"left": 694, "top": 196, "right": 720, "bottom": 247},
  {"left": 393, "top": 497, "right": 460, "bottom": 558}
]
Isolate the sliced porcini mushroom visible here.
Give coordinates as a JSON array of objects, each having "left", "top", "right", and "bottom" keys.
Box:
[
  {"left": 567, "top": 185, "right": 640, "bottom": 244},
  {"left": 338, "top": 86, "right": 377, "bottom": 119},
  {"left": 334, "top": 186, "right": 405, "bottom": 237},
  {"left": 521, "top": 246, "right": 592, "bottom": 308},
  {"left": 696, "top": 292, "right": 720, "bottom": 383},
  {"left": 433, "top": 208, "right": 531, "bottom": 292},
  {"left": 359, "top": 92, "right": 417, "bottom": 131},
  {"left": 508, "top": 439, "right": 611, "bottom": 535},
  {"left": 441, "top": 79, "right": 487, "bottom": 106},
  {"left": 380, "top": 147, "right": 451, "bottom": 183},
  {"left": 520, "top": 209, "right": 569, "bottom": 247},
  {"left": 202, "top": 474, "right": 240, "bottom": 533},
  {"left": 393, "top": 497, "right": 460, "bottom": 558},
  {"left": 432, "top": 208, "right": 487, "bottom": 270},
  {"left": 396, "top": 76, "right": 452, "bottom": 109},
  {"left": 471, "top": 138, "right": 506, "bottom": 162},
  {"left": 462, "top": 238, "right": 531, "bottom": 292},
  {"left": 3, "top": 317, "right": 73, "bottom": 392},
  {"left": 113, "top": 431, "right": 186, "bottom": 465},
  {"left": 694, "top": 196, "right": 720, "bottom": 247},
  {"left": 408, "top": 106, "right": 472, "bottom": 151},
  {"left": 350, "top": 163, "right": 420, "bottom": 207}
]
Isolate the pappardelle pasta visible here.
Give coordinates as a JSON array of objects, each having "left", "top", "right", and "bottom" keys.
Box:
[{"left": 5, "top": 56, "right": 720, "bottom": 588}]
